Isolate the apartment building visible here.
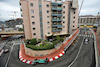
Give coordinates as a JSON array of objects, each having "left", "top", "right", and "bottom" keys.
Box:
[
  {"left": 20, "top": 0, "right": 78, "bottom": 40},
  {"left": 78, "top": 15, "right": 100, "bottom": 26}
]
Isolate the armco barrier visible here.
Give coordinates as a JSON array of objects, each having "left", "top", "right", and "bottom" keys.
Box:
[
  {"left": 89, "top": 28, "right": 100, "bottom": 67},
  {"left": 64, "top": 29, "right": 79, "bottom": 50},
  {"left": 19, "top": 29, "right": 79, "bottom": 64}
]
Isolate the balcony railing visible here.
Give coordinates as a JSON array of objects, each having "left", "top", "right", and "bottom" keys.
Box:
[
  {"left": 52, "top": 12, "right": 62, "bottom": 14},
  {"left": 52, "top": 24, "right": 62, "bottom": 28},
  {"left": 52, "top": 19, "right": 62, "bottom": 22},
  {"left": 52, "top": 12, "right": 62, "bottom": 16},
  {"left": 51, "top": 14, "right": 62, "bottom": 17},
  {"left": 52, "top": 29, "right": 62, "bottom": 32},
  {"left": 51, "top": 3, "right": 63, "bottom": 5},
  {"left": 51, "top": 7, "right": 62, "bottom": 11}
]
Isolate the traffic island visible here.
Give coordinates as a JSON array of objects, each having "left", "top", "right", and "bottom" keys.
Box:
[
  {"left": 19, "top": 29, "right": 79, "bottom": 65},
  {"left": 19, "top": 49, "right": 65, "bottom": 64}
]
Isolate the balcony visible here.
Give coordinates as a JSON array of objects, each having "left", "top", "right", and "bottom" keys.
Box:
[
  {"left": 52, "top": 19, "right": 62, "bottom": 22},
  {"left": 52, "top": 29, "right": 62, "bottom": 32},
  {"left": 51, "top": 7, "right": 62, "bottom": 11},
  {"left": 51, "top": 12, "right": 62, "bottom": 17},
  {"left": 51, "top": 3, "right": 63, "bottom": 5},
  {"left": 52, "top": 24, "right": 62, "bottom": 28}
]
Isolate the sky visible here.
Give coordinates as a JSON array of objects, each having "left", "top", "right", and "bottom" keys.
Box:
[{"left": 0, "top": 0, "right": 100, "bottom": 21}]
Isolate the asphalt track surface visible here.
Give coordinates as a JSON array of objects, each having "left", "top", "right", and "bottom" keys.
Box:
[{"left": 0, "top": 28, "right": 95, "bottom": 67}]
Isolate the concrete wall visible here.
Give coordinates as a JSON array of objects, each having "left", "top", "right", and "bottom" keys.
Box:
[
  {"left": 24, "top": 44, "right": 62, "bottom": 57},
  {"left": 28, "top": 0, "right": 41, "bottom": 39},
  {"left": 72, "top": 7, "right": 78, "bottom": 30},
  {"left": 62, "top": 1, "right": 69, "bottom": 34},
  {"left": 21, "top": 1, "right": 32, "bottom": 39}
]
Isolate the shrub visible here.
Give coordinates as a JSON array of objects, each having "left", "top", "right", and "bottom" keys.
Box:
[
  {"left": 60, "top": 37, "right": 64, "bottom": 42},
  {"left": 19, "top": 28, "right": 23, "bottom": 31},
  {"left": 37, "top": 39, "right": 42, "bottom": 43},
  {"left": 30, "top": 39, "right": 37, "bottom": 45},
  {"left": 40, "top": 44, "right": 43, "bottom": 46},
  {"left": 25, "top": 39, "right": 31, "bottom": 45},
  {"left": 26, "top": 44, "right": 54, "bottom": 50},
  {"left": 65, "top": 34, "right": 70, "bottom": 37},
  {"left": 55, "top": 35, "right": 60, "bottom": 41},
  {"left": 52, "top": 41, "right": 58, "bottom": 45}
]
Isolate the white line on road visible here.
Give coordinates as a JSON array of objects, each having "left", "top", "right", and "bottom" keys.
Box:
[
  {"left": 68, "top": 36, "right": 85, "bottom": 67},
  {"left": 5, "top": 43, "right": 15, "bottom": 67}
]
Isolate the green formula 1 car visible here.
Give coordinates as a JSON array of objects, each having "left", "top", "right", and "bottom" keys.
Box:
[{"left": 32, "top": 58, "right": 48, "bottom": 65}]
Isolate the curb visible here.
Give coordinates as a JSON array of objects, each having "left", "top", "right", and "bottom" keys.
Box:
[
  {"left": 19, "top": 51, "right": 32, "bottom": 64},
  {"left": 48, "top": 51, "right": 65, "bottom": 62},
  {"left": 19, "top": 50, "right": 65, "bottom": 64}
]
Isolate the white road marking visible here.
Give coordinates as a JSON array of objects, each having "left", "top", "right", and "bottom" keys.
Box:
[
  {"left": 5, "top": 43, "right": 14, "bottom": 67},
  {"left": 68, "top": 36, "right": 85, "bottom": 67},
  {"left": 5, "top": 41, "right": 21, "bottom": 67}
]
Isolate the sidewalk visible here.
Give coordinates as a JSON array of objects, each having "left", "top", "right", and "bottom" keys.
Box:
[{"left": 20, "top": 29, "right": 79, "bottom": 61}]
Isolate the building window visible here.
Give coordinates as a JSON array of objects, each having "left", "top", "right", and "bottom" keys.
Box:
[
  {"left": 47, "top": 4, "right": 49, "bottom": 7},
  {"left": 32, "top": 22, "right": 35, "bottom": 24},
  {"left": 33, "top": 33, "right": 36, "bottom": 35},
  {"left": 33, "top": 28, "right": 36, "bottom": 30},
  {"left": 47, "top": 21, "right": 49, "bottom": 24},
  {"left": 47, "top": 16, "right": 49, "bottom": 19},
  {"left": 30, "top": 3, "right": 33, "bottom": 7},
  {"left": 32, "top": 16, "right": 34, "bottom": 18},
  {"left": 33, "top": 28, "right": 35, "bottom": 30},
  {"left": 63, "top": 11, "right": 65, "bottom": 14},
  {"left": 73, "top": 25, "right": 75, "bottom": 27},
  {"left": 63, "top": 6, "right": 65, "bottom": 8},
  {"left": 74, "top": 12, "right": 75, "bottom": 14},
  {"left": 73, "top": 21, "right": 75, "bottom": 23},
  {"left": 47, "top": 10, "right": 49, "bottom": 13},
  {"left": 63, "top": 16, "right": 65, "bottom": 18},
  {"left": 39, "top": 5, "right": 41, "bottom": 7},
  {"left": 63, "top": 26, "right": 65, "bottom": 28},
  {"left": 48, "top": 32, "right": 50, "bottom": 34},
  {"left": 73, "top": 17, "right": 75, "bottom": 19},
  {"left": 63, "top": 21, "right": 65, "bottom": 23},
  {"left": 31, "top": 10, "right": 34, "bottom": 13}
]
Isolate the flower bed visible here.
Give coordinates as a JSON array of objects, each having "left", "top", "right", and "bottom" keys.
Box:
[{"left": 25, "top": 35, "right": 64, "bottom": 50}]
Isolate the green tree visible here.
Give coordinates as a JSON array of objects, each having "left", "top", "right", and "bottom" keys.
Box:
[
  {"left": 55, "top": 35, "right": 60, "bottom": 42},
  {"left": 25, "top": 39, "right": 30, "bottom": 45},
  {"left": 19, "top": 28, "right": 23, "bottom": 31},
  {"left": 60, "top": 37, "right": 64, "bottom": 42},
  {"left": 37, "top": 39, "right": 41, "bottom": 43},
  {"left": 30, "top": 39, "right": 37, "bottom": 45}
]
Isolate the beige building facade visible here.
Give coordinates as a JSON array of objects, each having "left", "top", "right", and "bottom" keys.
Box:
[
  {"left": 78, "top": 15, "right": 100, "bottom": 26},
  {"left": 20, "top": 0, "right": 78, "bottom": 40}
]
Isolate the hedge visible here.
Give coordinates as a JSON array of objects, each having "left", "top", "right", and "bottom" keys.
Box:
[{"left": 26, "top": 44, "right": 54, "bottom": 50}]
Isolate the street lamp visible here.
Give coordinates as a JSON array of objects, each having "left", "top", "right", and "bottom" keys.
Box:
[{"left": 97, "top": 12, "right": 100, "bottom": 27}]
